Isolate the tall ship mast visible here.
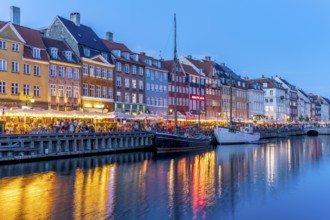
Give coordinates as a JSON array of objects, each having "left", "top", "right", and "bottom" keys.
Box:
[{"left": 173, "top": 13, "right": 178, "bottom": 134}]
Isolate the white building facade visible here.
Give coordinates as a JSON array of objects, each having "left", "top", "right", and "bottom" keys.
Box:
[
  {"left": 247, "top": 83, "right": 265, "bottom": 119},
  {"left": 247, "top": 78, "right": 286, "bottom": 121}
]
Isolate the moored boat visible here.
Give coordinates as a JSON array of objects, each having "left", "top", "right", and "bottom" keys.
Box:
[
  {"left": 155, "top": 132, "right": 211, "bottom": 153},
  {"left": 214, "top": 125, "right": 260, "bottom": 145}
]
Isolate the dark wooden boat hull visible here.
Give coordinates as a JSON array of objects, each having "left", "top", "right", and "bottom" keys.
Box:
[{"left": 155, "top": 133, "right": 211, "bottom": 153}]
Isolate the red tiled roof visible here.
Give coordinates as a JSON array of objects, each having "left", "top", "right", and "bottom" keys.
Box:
[
  {"left": 0, "top": 21, "right": 6, "bottom": 29},
  {"left": 247, "top": 78, "right": 285, "bottom": 90},
  {"left": 181, "top": 63, "right": 201, "bottom": 77},
  {"left": 162, "top": 60, "right": 185, "bottom": 76},
  {"left": 101, "top": 39, "right": 131, "bottom": 52},
  {"left": 187, "top": 58, "right": 213, "bottom": 74},
  {"left": 13, "top": 24, "right": 46, "bottom": 49},
  {"left": 42, "top": 37, "right": 80, "bottom": 64},
  {"left": 23, "top": 45, "right": 48, "bottom": 61}
]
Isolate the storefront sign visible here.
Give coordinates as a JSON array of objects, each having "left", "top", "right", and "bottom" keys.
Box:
[{"left": 190, "top": 95, "right": 205, "bottom": 100}]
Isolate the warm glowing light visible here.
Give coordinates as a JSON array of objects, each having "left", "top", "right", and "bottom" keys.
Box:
[{"left": 190, "top": 95, "right": 205, "bottom": 100}]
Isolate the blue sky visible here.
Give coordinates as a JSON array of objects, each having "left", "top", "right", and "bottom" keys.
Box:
[{"left": 1, "top": 0, "right": 330, "bottom": 96}]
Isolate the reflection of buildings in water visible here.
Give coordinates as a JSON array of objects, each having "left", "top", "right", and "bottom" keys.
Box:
[
  {"left": 191, "top": 151, "right": 216, "bottom": 220},
  {"left": 0, "top": 172, "right": 57, "bottom": 219},
  {"left": 74, "top": 164, "right": 117, "bottom": 219}
]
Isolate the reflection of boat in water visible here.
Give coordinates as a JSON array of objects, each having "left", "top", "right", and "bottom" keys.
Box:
[
  {"left": 155, "top": 133, "right": 211, "bottom": 153},
  {"left": 214, "top": 125, "right": 260, "bottom": 145},
  {"left": 154, "top": 14, "right": 211, "bottom": 153}
]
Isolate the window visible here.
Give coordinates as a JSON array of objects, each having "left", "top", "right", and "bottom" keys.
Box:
[
  {"left": 34, "top": 85, "right": 40, "bottom": 97},
  {"left": 11, "top": 83, "right": 18, "bottom": 95},
  {"left": 82, "top": 84, "right": 88, "bottom": 96},
  {"left": 116, "top": 77, "right": 122, "bottom": 86},
  {"left": 11, "top": 62, "right": 19, "bottom": 73},
  {"left": 65, "top": 51, "right": 72, "bottom": 61},
  {"left": 116, "top": 62, "right": 122, "bottom": 72},
  {"left": 83, "top": 48, "right": 90, "bottom": 57},
  {"left": 50, "top": 64, "right": 56, "bottom": 76},
  {"left": 270, "top": 90, "right": 274, "bottom": 96},
  {"left": 139, "top": 80, "right": 143, "bottom": 90},
  {"left": 132, "top": 93, "right": 137, "bottom": 103},
  {"left": 66, "top": 67, "right": 72, "bottom": 78},
  {"left": 146, "top": 83, "right": 150, "bottom": 90},
  {"left": 66, "top": 86, "right": 72, "bottom": 98},
  {"left": 89, "top": 65, "right": 94, "bottom": 76},
  {"left": 50, "top": 84, "right": 56, "bottom": 96},
  {"left": 74, "top": 68, "right": 79, "bottom": 79},
  {"left": 0, "top": 41, "right": 7, "bottom": 50},
  {"left": 58, "top": 85, "right": 64, "bottom": 97},
  {"left": 108, "top": 87, "right": 113, "bottom": 99},
  {"left": 50, "top": 48, "right": 58, "bottom": 59},
  {"left": 132, "top": 65, "right": 137, "bottom": 75},
  {"left": 96, "top": 67, "right": 101, "bottom": 77},
  {"left": 58, "top": 66, "right": 64, "bottom": 77},
  {"left": 151, "top": 84, "right": 154, "bottom": 91},
  {"left": 90, "top": 85, "right": 95, "bottom": 97},
  {"left": 32, "top": 48, "right": 41, "bottom": 58},
  {"left": 139, "top": 94, "right": 143, "bottom": 104},
  {"left": 0, "top": 82, "right": 6, "bottom": 94},
  {"left": 139, "top": 67, "right": 143, "bottom": 75},
  {"left": 108, "top": 69, "right": 113, "bottom": 80},
  {"left": 102, "top": 52, "right": 108, "bottom": 60},
  {"left": 83, "top": 64, "right": 88, "bottom": 75},
  {"left": 151, "top": 71, "right": 154, "bottom": 80},
  {"left": 96, "top": 86, "right": 101, "bottom": 98},
  {"left": 125, "top": 92, "right": 130, "bottom": 103},
  {"left": 74, "top": 86, "right": 79, "bottom": 98},
  {"left": 0, "top": 60, "right": 7, "bottom": 71},
  {"left": 116, "top": 91, "right": 121, "bottom": 102},
  {"left": 146, "top": 69, "right": 150, "bottom": 77},
  {"left": 12, "top": 43, "right": 19, "bottom": 52},
  {"left": 102, "top": 68, "right": 107, "bottom": 79},
  {"left": 125, "top": 78, "right": 130, "bottom": 88},
  {"left": 125, "top": 64, "right": 130, "bottom": 73},
  {"left": 102, "top": 86, "right": 107, "bottom": 98},
  {"left": 24, "top": 64, "right": 30, "bottom": 74},
  {"left": 132, "top": 80, "right": 137, "bottom": 89},
  {"left": 23, "top": 84, "right": 30, "bottom": 96}
]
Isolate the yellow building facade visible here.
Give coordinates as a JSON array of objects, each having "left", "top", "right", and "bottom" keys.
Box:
[{"left": 0, "top": 22, "right": 49, "bottom": 109}]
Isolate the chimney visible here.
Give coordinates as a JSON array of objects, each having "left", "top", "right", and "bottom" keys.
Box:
[
  {"left": 187, "top": 55, "right": 192, "bottom": 59},
  {"left": 140, "top": 52, "right": 146, "bottom": 56},
  {"left": 262, "top": 75, "right": 265, "bottom": 78},
  {"left": 106, "top": 32, "right": 113, "bottom": 42},
  {"left": 10, "top": 6, "right": 20, "bottom": 25},
  {"left": 70, "top": 12, "right": 80, "bottom": 26},
  {"left": 205, "top": 56, "right": 211, "bottom": 61}
]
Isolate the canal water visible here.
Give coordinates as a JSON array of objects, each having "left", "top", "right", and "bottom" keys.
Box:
[{"left": 0, "top": 136, "right": 330, "bottom": 220}]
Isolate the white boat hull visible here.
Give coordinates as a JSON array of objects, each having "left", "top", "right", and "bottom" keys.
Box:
[{"left": 214, "top": 126, "right": 260, "bottom": 144}]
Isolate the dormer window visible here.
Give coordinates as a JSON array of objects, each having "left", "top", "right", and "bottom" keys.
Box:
[
  {"left": 50, "top": 48, "right": 58, "bottom": 59},
  {"left": 65, "top": 51, "right": 72, "bottom": 61},
  {"left": 32, "top": 48, "right": 41, "bottom": 59},
  {"left": 122, "top": 52, "right": 130, "bottom": 60},
  {"left": 83, "top": 47, "right": 90, "bottom": 57},
  {"left": 102, "top": 52, "right": 108, "bottom": 60},
  {"left": 112, "top": 50, "right": 121, "bottom": 57}
]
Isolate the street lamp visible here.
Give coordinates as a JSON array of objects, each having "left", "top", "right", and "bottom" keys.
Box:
[{"left": 169, "top": 108, "right": 173, "bottom": 115}]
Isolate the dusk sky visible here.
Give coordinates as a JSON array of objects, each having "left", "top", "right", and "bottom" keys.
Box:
[{"left": 1, "top": 0, "right": 330, "bottom": 96}]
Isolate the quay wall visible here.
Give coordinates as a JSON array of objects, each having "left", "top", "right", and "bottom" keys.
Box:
[{"left": 0, "top": 132, "right": 154, "bottom": 164}]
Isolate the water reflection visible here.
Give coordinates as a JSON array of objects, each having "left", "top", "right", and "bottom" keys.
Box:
[{"left": 0, "top": 136, "right": 330, "bottom": 219}]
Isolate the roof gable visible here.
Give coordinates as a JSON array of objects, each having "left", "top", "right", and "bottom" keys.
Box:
[
  {"left": 90, "top": 54, "right": 111, "bottom": 65},
  {"left": 58, "top": 16, "right": 108, "bottom": 52},
  {"left": 0, "top": 22, "right": 25, "bottom": 43}
]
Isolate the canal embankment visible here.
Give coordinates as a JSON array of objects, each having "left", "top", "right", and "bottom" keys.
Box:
[{"left": 0, "top": 132, "right": 154, "bottom": 164}]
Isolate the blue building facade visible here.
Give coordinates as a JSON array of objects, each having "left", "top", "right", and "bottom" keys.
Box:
[{"left": 140, "top": 53, "right": 168, "bottom": 115}]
